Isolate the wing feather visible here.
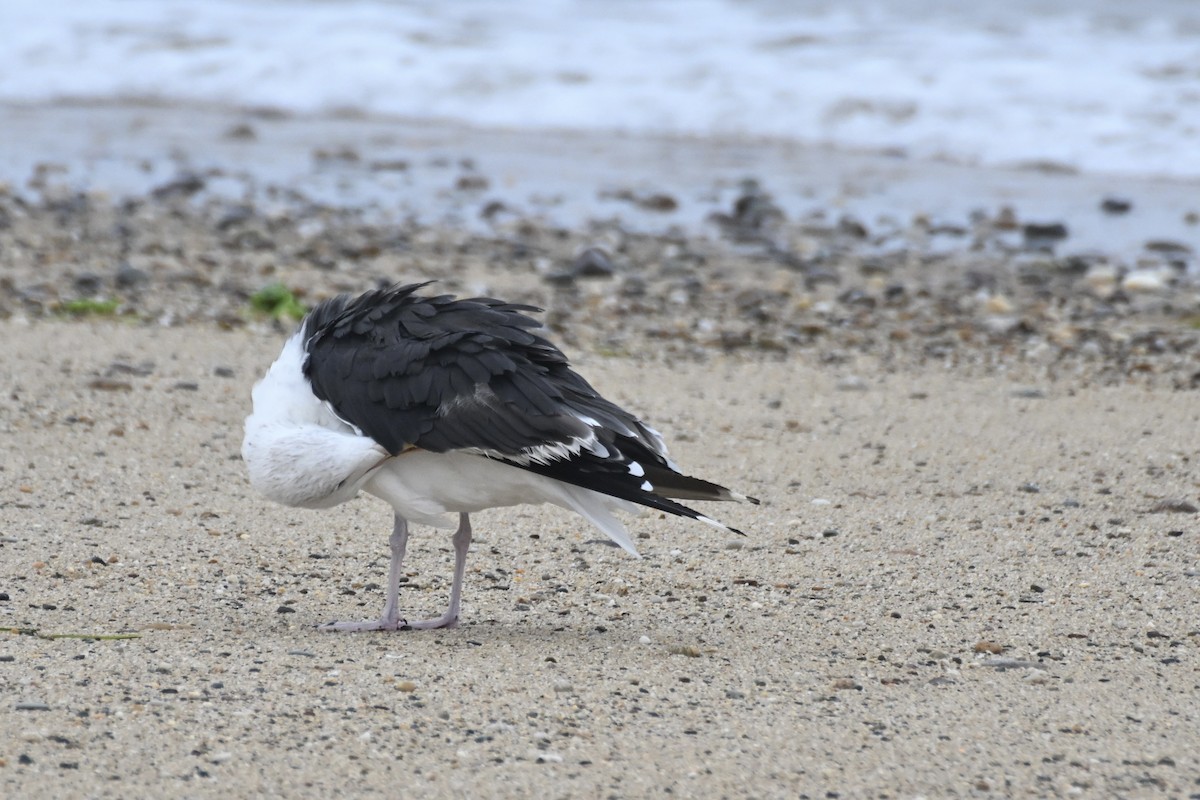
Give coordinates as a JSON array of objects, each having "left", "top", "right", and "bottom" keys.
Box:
[{"left": 302, "top": 283, "right": 754, "bottom": 528}]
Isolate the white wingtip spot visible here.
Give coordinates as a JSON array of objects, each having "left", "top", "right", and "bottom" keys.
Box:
[
  {"left": 627, "top": 461, "right": 645, "bottom": 477},
  {"left": 640, "top": 480, "right": 654, "bottom": 492}
]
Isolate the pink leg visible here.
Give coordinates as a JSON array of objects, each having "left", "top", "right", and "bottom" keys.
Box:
[
  {"left": 404, "top": 513, "right": 471, "bottom": 630},
  {"left": 318, "top": 513, "right": 471, "bottom": 632},
  {"left": 319, "top": 514, "right": 411, "bottom": 632}
]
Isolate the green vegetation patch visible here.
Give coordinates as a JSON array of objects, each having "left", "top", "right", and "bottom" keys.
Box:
[
  {"left": 62, "top": 298, "right": 121, "bottom": 316},
  {"left": 249, "top": 283, "right": 308, "bottom": 321}
]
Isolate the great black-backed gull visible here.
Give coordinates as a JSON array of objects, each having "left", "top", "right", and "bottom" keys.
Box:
[{"left": 242, "top": 282, "right": 757, "bottom": 631}]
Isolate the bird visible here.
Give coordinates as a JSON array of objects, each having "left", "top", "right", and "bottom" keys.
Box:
[{"left": 241, "top": 282, "right": 757, "bottom": 631}]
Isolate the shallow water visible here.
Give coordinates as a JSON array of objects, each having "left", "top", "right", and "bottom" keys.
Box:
[
  {"left": 6, "top": 0, "right": 1200, "bottom": 178},
  {"left": 6, "top": 102, "right": 1197, "bottom": 263}
]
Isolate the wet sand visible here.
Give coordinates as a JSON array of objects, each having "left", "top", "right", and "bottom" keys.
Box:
[
  {"left": 1, "top": 102, "right": 1199, "bottom": 797},
  {"left": 5, "top": 101, "right": 1200, "bottom": 259}
]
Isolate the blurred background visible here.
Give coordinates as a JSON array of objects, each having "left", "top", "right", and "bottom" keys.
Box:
[
  {"left": 3, "top": 0, "right": 1199, "bottom": 254},
  {"left": 5, "top": 0, "right": 1199, "bottom": 176}
]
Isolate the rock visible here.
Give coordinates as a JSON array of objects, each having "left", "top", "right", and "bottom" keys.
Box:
[
  {"left": 1022, "top": 222, "right": 1069, "bottom": 249},
  {"left": 635, "top": 193, "right": 678, "bottom": 212},
  {"left": 216, "top": 205, "right": 255, "bottom": 230},
  {"left": 313, "top": 147, "right": 360, "bottom": 164},
  {"left": 224, "top": 123, "right": 257, "bottom": 141},
  {"left": 570, "top": 247, "right": 616, "bottom": 278},
  {"left": 73, "top": 272, "right": 104, "bottom": 294},
  {"left": 1149, "top": 499, "right": 1198, "bottom": 514},
  {"left": 981, "top": 658, "right": 1045, "bottom": 670},
  {"left": 368, "top": 159, "right": 410, "bottom": 172},
  {"left": 1122, "top": 267, "right": 1172, "bottom": 293},
  {"left": 837, "top": 215, "right": 869, "bottom": 238},
  {"left": 667, "top": 644, "right": 702, "bottom": 657},
  {"left": 151, "top": 173, "right": 206, "bottom": 200},
  {"left": 836, "top": 375, "right": 868, "bottom": 392},
  {"left": 456, "top": 174, "right": 489, "bottom": 192},
  {"left": 710, "top": 182, "right": 784, "bottom": 238},
  {"left": 1143, "top": 239, "right": 1193, "bottom": 256},
  {"left": 15, "top": 701, "right": 50, "bottom": 711},
  {"left": 115, "top": 261, "right": 149, "bottom": 288},
  {"left": 1100, "top": 196, "right": 1132, "bottom": 214},
  {"left": 984, "top": 294, "right": 1014, "bottom": 315},
  {"left": 1083, "top": 263, "right": 1120, "bottom": 298},
  {"left": 993, "top": 206, "right": 1019, "bottom": 230}
]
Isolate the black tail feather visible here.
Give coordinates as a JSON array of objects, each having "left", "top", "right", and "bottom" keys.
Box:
[{"left": 506, "top": 456, "right": 750, "bottom": 535}]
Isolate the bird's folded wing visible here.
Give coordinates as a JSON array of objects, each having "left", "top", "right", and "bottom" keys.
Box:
[
  {"left": 303, "top": 284, "right": 753, "bottom": 532},
  {"left": 302, "top": 284, "right": 661, "bottom": 463}
]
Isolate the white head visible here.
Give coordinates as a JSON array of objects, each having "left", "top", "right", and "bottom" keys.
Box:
[{"left": 242, "top": 329, "right": 387, "bottom": 509}]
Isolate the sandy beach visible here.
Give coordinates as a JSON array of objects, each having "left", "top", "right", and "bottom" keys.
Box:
[
  {"left": 2, "top": 98, "right": 1199, "bottom": 798},
  {"left": 1, "top": 318, "right": 1198, "bottom": 798}
]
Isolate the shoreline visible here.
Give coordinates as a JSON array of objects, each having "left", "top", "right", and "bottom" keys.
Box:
[
  {"left": 2, "top": 103, "right": 1199, "bottom": 388},
  {"left": 5, "top": 100, "right": 1200, "bottom": 260}
]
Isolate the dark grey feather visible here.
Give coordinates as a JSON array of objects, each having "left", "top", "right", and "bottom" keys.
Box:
[{"left": 301, "top": 283, "right": 756, "bottom": 528}]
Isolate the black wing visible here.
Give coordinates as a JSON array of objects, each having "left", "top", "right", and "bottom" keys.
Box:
[{"left": 302, "top": 283, "right": 755, "bottom": 526}]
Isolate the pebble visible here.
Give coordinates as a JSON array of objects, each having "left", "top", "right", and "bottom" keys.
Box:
[
  {"left": 73, "top": 272, "right": 104, "bottom": 294},
  {"left": 635, "top": 193, "right": 678, "bottom": 212},
  {"left": 15, "top": 701, "right": 50, "bottom": 712},
  {"left": 224, "top": 122, "right": 256, "bottom": 140},
  {"left": 1149, "top": 499, "right": 1198, "bottom": 514},
  {"left": 981, "top": 658, "right": 1046, "bottom": 671},
  {"left": 1022, "top": 221, "right": 1069, "bottom": 241},
  {"left": 151, "top": 172, "right": 206, "bottom": 200},
  {"left": 984, "top": 294, "right": 1014, "bottom": 315},
  {"left": 1083, "top": 263, "right": 1120, "bottom": 298},
  {"left": 1122, "top": 268, "right": 1171, "bottom": 293},
  {"left": 2, "top": 170, "right": 1198, "bottom": 402},
  {"left": 1144, "top": 239, "right": 1193, "bottom": 255},
  {"left": 668, "top": 645, "right": 702, "bottom": 658},
  {"left": 1100, "top": 196, "right": 1132, "bottom": 214},
  {"left": 569, "top": 247, "right": 616, "bottom": 278}
]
